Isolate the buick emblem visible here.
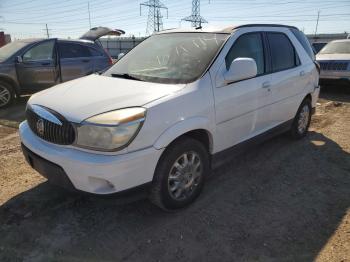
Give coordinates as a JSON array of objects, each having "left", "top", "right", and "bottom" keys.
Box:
[{"left": 36, "top": 119, "right": 45, "bottom": 136}]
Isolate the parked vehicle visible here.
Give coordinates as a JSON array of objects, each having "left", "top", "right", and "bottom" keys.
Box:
[
  {"left": 312, "top": 42, "right": 328, "bottom": 54},
  {"left": 20, "top": 24, "right": 319, "bottom": 210},
  {"left": 0, "top": 27, "right": 124, "bottom": 108},
  {"left": 316, "top": 39, "right": 350, "bottom": 86}
]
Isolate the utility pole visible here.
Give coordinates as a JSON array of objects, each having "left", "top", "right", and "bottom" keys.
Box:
[
  {"left": 140, "top": 0, "right": 168, "bottom": 35},
  {"left": 314, "top": 10, "right": 320, "bottom": 36},
  {"left": 45, "top": 24, "right": 50, "bottom": 38},
  {"left": 182, "top": 0, "right": 208, "bottom": 28},
  {"left": 88, "top": 1, "right": 92, "bottom": 29}
]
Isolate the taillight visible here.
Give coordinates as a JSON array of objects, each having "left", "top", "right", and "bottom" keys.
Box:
[
  {"left": 103, "top": 48, "right": 113, "bottom": 65},
  {"left": 108, "top": 56, "right": 113, "bottom": 65}
]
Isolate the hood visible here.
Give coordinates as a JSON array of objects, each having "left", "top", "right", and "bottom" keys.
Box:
[
  {"left": 316, "top": 53, "right": 350, "bottom": 61},
  {"left": 29, "top": 74, "right": 185, "bottom": 122},
  {"left": 79, "top": 27, "right": 125, "bottom": 41}
]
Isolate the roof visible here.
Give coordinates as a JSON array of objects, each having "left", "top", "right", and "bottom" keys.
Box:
[
  {"left": 15, "top": 38, "right": 44, "bottom": 43},
  {"left": 12, "top": 38, "right": 94, "bottom": 45},
  {"left": 57, "top": 38, "right": 94, "bottom": 44},
  {"left": 158, "top": 24, "right": 299, "bottom": 35}
]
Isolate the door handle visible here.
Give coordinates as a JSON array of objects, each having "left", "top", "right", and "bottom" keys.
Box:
[
  {"left": 41, "top": 62, "right": 50, "bottom": 66},
  {"left": 82, "top": 59, "right": 90, "bottom": 63},
  {"left": 300, "top": 70, "right": 305, "bottom": 76},
  {"left": 262, "top": 81, "right": 271, "bottom": 89}
]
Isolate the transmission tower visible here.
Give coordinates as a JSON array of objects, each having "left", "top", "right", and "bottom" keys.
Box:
[
  {"left": 140, "top": 0, "right": 168, "bottom": 35},
  {"left": 182, "top": 0, "right": 208, "bottom": 28}
]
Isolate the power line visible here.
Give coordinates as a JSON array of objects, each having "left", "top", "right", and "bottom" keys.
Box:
[
  {"left": 88, "top": 1, "right": 92, "bottom": 29},
  {"left": 182, "top": 0, "right": 208, "bottom": 27},
  {"left": 43, "top": 24, "right": 51, "bottom": 38},
  {"left": 140, "top": 0, "right": 168, "bottom": 35},
  {"left": 314, "top": 10, "right": 320, "bottom": 36}
]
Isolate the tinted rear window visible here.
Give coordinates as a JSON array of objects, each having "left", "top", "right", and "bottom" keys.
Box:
[
  {"left": 267, "top": 33, "right": 298, "bottom": 72},
  {"left": 59, "top": 43, "right": 90, "bottom": 58},
  {"left": 291, "top": 28, "right": 315, "bottom": 60},
  {"left": 89, "top": 47, "right": 104, "bottom": 57}
]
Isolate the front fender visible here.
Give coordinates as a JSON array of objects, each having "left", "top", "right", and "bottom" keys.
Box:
[
  {"left": 0, "top": 74, "right": 20, "bottom": 95},
  {"left": 153, "top": 116, "right": 212, "bottom": 150}
]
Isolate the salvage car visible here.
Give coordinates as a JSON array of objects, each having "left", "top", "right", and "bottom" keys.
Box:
[
  {"left": 312, "top": 42, "right": 327, "bottom": 54},
  {"left": 316, "top": 39, "right": 350, "bottom": 86},
  {"left": 0, "top": 27, "right": 124, "bottom": 108},
  {"left": 20, "top": 24, "right": 319, "bottom": 210}
]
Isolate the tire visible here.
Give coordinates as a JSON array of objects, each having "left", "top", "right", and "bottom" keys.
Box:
[
  {"left": 149, "top": 137, "right": 210, "bottom": 211},
  {"left": 0, "top": 81, "right": 15, "bottom": 109},
  {"left": 290, "top": 98, "right": 312, "bottom": 139}
]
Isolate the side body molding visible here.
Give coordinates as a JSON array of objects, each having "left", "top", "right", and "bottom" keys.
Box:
[{"left": 153, "top": 116, "right": 213, "bottom": 151}]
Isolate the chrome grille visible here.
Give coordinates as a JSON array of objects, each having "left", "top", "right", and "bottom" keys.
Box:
[
  {"left": 319, "top": 61, "right": 348, "bottom": 71},
  {"left": 26, "top": 107, "right": 75, "bottom": 145}
]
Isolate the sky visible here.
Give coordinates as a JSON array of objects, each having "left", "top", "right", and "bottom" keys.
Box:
[{"left": 0, "top": 0, "right": 349, "bottom": 40}]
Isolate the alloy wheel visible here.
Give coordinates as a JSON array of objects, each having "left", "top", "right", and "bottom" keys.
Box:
[
  {"left": 0, "top": 85, "right": 11, "bottom": 107},
  {"left": 167, "top": 151, "right": 203, "bottom": 201}
]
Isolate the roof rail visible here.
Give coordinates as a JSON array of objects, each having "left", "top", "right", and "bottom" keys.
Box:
[{"left": 235, "top": 24, "right": 298, "bottom": 30}]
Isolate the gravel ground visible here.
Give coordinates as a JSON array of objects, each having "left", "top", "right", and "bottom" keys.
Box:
[{"left": 0, "top": 89, "right": 349, "bottom": 262}]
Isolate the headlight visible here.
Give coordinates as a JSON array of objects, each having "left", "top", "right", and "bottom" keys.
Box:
[{"left": 76, "top": 107, "right": 146, "bottom": 151}]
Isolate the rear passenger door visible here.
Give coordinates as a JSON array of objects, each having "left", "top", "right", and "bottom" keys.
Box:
[
  {"left": 266, "top": 32, "right": 308, "bottom": 125},
  {"left": 58, "top": 42, "right": 94, "bottom": 82}
]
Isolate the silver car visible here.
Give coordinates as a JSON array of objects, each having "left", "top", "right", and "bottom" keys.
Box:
[
  {"left": 0, "top": 27, "right": 124, "bottom": 108},
  {"left": 316, "top": 39, "right": 350, "bottom": 86}
]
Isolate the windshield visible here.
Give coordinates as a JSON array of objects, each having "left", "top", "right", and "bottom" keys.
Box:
[
  {"left": 0, "top": 41, "right": 28, "bottom": 61},
  {"left": 104, "top": 32, "right": 229, "bottom": 84},
  {"left": 319, "top": 41, "right": 350, "bottom": 54}
]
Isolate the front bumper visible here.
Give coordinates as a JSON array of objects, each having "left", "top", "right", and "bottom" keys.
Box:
[
  {"left": 319, "top": 78, "right": 350, "bottom": 86},
  {"left": 319, "top": 70, "right": 350, "bottom": 86},
  {"left": 19, "top": 121, "right": 163, "bottom": 194},
  {"left": 22, "top": 143, "right": 76, "bottom": 191}
]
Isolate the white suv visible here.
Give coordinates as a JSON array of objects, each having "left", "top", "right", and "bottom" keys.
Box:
[{"left": 20, "top": 24, "right": 319, "bottom": 210}]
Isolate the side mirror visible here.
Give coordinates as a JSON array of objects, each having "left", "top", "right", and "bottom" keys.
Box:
[
  {"left": 224, "top": 58, "right": 257, "bottom": 84},
  {"left": 16, "top": 56, "right": 23, "bottom": 63},
  {"left": 117, "top": 53, "right": 125, "bottom": 60}
]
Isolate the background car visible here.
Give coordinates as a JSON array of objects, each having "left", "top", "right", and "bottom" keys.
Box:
[
  {"left": 0, "top": 27, "right": 124, "bottom": 108},
  {"left": 316, "top": 39, "right": 350, "bottom": 86},
  {"left": 312, "top": 42, "right": 328, "bottom": 54}
]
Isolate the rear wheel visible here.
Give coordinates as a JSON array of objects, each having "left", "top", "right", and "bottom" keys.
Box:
[
  {"left": 290, "top": 98, "right": 312, "bottom": 139},
  {"left": 0, "top": 81, "right": 14, "bottom": 109},
  {"left": 149, "top": 137, "right": 209, "bottom": 211}
]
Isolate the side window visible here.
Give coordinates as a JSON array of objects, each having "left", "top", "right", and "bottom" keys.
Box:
[
  {"left": 267, "top": 33, "right": 299, "bottom": 72},
  {"left": 89, "top": 47, "right": 103, "bottom": 57},
  {"left": 23, "top": 41, "right": 55, "bottom": 62},
  {"left": 59, "top": 43, "right": 91, "bottom": 59},
  {"left": 225, "top": 33, "right": 265, "bottom": 75},
  {"left": 290, "top": 28, "right": 315, "bottom": 61}
]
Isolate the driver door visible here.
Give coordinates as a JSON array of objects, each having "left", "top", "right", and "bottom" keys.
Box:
[{"left": 16, "top": 39, "right": 59, "bottom": 92}]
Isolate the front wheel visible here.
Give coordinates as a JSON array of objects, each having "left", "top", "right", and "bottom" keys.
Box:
[
  {"left": 290, "top": 98, "right": 312, "bottom": 139},
  {"left": 0, "top": 81, "right": 14, "bottom": 109},
  {"left": 149, "top": 137, "right": 210, "bottom": 211}
]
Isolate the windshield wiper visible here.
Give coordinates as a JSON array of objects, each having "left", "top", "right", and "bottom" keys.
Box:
[{"left": 111, "top": 73, "right": 143, "bottom": 81}]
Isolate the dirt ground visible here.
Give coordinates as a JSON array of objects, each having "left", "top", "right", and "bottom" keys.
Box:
[{"left": 0, "top": 89, "right": 349, "bottom": 262}]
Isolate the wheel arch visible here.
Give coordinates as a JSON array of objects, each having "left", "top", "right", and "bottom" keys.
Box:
[
  {"left": 304, "top": 93, "right": 312, "bottom": 102},
  {"left": 153, "top": 117, "right": 214, "bottom": 154},
  {"left": 0, "top": 75, "right": 20, "bottom": 97}
]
